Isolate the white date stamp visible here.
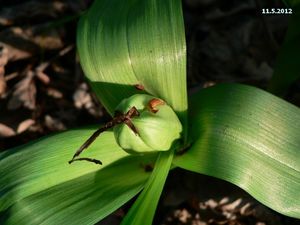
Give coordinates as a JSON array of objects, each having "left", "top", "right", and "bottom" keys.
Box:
[{"left": 262, "top": 8, "right": 292, "bottom": 14}]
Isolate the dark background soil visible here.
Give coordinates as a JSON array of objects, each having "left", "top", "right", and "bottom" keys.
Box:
[{"left": 0, "top": 0, "right": 299, "bottom": 225}]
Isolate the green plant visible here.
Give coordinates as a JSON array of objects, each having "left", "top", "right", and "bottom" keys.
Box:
[{"left": 0, "top": 0, "right": 299, "bottom": 225}]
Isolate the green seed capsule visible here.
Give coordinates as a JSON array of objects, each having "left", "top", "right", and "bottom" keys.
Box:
[{"left": 113, "top": 94, "right": 182, "bottom": 153}]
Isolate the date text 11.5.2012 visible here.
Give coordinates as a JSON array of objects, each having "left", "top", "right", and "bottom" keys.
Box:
[{"left": 262, "top": 8, "right": 292, "bottom": 14}]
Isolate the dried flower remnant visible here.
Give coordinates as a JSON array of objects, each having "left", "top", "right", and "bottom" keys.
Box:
[
  {"left": 148, "top": 98, "right": 165, "bottom": 113},
  {"left": 134, "top": 83, "right": 145, "bottom": 91},
  {"left": 69, "top": 94, "right": 182, "bottom": 164},
  {"left": 114, "top": 94, "right": 182, "bottom": 154},
  {"left": 69, "top": 106, "right": 140, "bottom": 164}
]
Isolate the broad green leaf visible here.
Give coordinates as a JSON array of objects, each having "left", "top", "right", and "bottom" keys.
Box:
[
  {"left": 77, "top": 0, "right": 188, "bottom": 130},
  {"left": 173, "top": 84, "right": 300, "bottom": 218},
  {"left": 121, "top": 150, "right": 174, "bottom": 225},
  {"left": 0, "top": 128, "right": 156, "bottom": 224},
  {"left": 268, "top": 3, "right": 300, "bottom": 95}
]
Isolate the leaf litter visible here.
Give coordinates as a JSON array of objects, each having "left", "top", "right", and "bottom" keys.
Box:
[{"left": 0, "top": 0, "right": 299, "bottom": 225}]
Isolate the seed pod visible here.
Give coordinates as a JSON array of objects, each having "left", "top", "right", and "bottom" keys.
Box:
[{"left": 113, "top": 94, "right": 182, "bottom": 153}]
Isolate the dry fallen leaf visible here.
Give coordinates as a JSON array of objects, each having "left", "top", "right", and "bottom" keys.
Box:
[
  {"left": 35, "top": 70, "right": 50, "bottom": 84},
  {"left": 17, "top": 119, "right": 35, "bottom": 134},
  {"left": 73, "top": 83, "right": 102, "bottom": 117},
  {"left": 7, "top": 70, "right": 36, "bottom": 110},
  {"left": 0, "top": 123, "right": 15, "bottom": 138},
  {"left": 0, "top": 72, "right": 6, "bottom": 97},
  {"left": 0, "top": 45, "right": 8, "bottom": 96},
  {"left": 174, "top": 209, "right": 192, "bottom": 223},
  {"left": 44, "top": 114, "right": 66, "bottom": 131},
  {"left": 47, "top": 87, "right": 63, "bottom": 99},
  {"left": 73, "top": 83, "right": 91, "bottom": 109}
]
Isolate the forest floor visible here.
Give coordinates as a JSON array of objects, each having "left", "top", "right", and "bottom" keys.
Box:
[{"left": 0, "top": 0, "right": 299, "bottom": 225}]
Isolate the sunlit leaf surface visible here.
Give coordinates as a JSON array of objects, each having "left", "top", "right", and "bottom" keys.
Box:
[
  {"left": 174, "top": 84, "right": 300, "bottom": 218},
  {"left": 0, "top": 129, "right": 156, "bottom": 224},
  {"left": 121, "top": 150, "right": 174, "bottom": 225},
  {"left": 77, "top": 0, "right": 188, "bottom": 131}
]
